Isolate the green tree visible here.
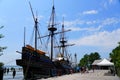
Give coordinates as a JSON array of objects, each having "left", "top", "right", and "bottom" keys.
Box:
[
  {"left": 79, "top": 52, "right": 101, "bottom": 69},
  {"left": 79, "top": 54, "right": 89, "bottom": 67},
  {"left": 0, "top": 26, "right": 6, "bottom": 67},
  {"left": 0, "top": 63, "right": 4, "bottom": 68},
  {"left": 110, "top": 42, "right": 120, "bottom": 76},
  {"left": 0, "top": 26, "right": 6, "bottom": 53},
  {"left": 110, "top": 43, "right": 120, "bottom": 67},
  {"left": 89, "top": 52, "right": 101, "bottom": 64}
]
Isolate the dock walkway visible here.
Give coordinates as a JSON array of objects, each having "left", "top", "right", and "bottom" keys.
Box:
[
  {"left": 40, "top": 70, "right": 120, "bottom": 80},
  {"left": 3, "top": 70, "right": 120, "bottom": 80}
]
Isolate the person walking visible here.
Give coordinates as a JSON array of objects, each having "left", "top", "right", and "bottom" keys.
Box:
[
  {"left": 12, "top": 69, "right": 16, "bottom": 78},
  {"left": 7, "top": 68, "right": 9, "bottom": 74}
]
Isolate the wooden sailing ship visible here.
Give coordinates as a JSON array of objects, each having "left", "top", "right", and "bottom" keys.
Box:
[
  {"left": 16, "top": 2, "right": 74, "bottom": 79},
  {"left": 16, "top": 2, "right": 57, "bottom": 79}
]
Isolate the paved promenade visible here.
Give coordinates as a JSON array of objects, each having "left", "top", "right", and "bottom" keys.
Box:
[{"left": 40, "top": 70, "right": 120, "bottom": 80}]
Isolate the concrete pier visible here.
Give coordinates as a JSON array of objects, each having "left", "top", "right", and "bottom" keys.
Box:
[{"left": 40, "top": 70, "right": 120, "bottom": 80}]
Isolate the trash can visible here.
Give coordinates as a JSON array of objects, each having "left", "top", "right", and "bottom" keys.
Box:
[{"left": 0, "top": 68, "right": 3, "bottom": 80}]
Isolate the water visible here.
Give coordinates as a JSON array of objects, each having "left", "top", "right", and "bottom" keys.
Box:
[
  {"left": 3, "top": 65, "right": 24, "bottom": 80},
  {"left": 3, "top": 71, "right": 24, "bottom": 80}
]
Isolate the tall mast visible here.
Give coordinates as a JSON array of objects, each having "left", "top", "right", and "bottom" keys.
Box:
[
  {"left": 29, "top": 2, "right": 38, "bottom": 50},
  {"left": 48, "top": 3, "right": 57, "bottom": 61},
  {"left": 24, "top": 27, "right": 26, "bottom": 47},
  {"left": 54, "top": 18, "right": 74, "bottom": 60},
  {"left": 35, "top": 18, "right": 38, "bottom": 50},
  {"left": 60, "top": 18, "right": 67, "bottom": 57},
  {"left": 38, "top": 1, "right": 72, "bottom": 61}
]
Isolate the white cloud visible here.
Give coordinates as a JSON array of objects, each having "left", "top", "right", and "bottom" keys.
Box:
[
  {"left": 66, "top": 26, "right": 100, "bottom": 32},
  {"left": 64, "top": 19, "right": 100, "bottom": 32},
  {"left": 70, "top": 28, "right": 120, "bottom": 48},
  {"left": 102, "top": 0, "right": 116, "bottom": 9},
  {"left": 102, "top": 17, "right": 120, "bottom": 25},
  {"left": 66, "top": 26, "right": 81, "bottom": 31},
  {"left": 86, "top": 20, "right": 97, "bottom": 25},
  {"left": 98, "top": 17, "right": 120, "bottom": 29},
  {"left": 37, "top": 15, "right": 44, "bottom": 21},
  {"left": 82, "top": 10, "right": 98, "bottom": 15},
  {"left": 64, "top": 19, "right": 85, "bottom": 26},
  {"left": 64, "top": 17, "right": 120, "bottom": 32}
]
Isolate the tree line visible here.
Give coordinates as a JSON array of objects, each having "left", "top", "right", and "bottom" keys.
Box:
[
  {"left": 109, "top": 42, "right": 120, "bottom": 77},
  {"left": 78, "top": 42, "right": 120, "bottom": 76},
  {"left": 78, "top": 52, "right": 101, "bottom": 69}
]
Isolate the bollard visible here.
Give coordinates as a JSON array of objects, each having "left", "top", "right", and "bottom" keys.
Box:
[{"left": 0, "top": 68, "right": 3, "bottom": 80}]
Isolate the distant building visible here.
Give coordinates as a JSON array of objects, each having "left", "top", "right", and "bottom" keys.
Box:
[
  {"left": 92, "top": 59, "right": 102, "bottom": 69},
  {"left": 92, "top": 58, "right": 114, "bottom": 70}
]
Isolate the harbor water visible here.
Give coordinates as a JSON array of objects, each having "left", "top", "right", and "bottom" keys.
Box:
[
  {"left": 3, "top": 65, "right": 24, "bottom": 80},
  {"left": 3, "top": 71, "right": 23, "bottom": 80}
]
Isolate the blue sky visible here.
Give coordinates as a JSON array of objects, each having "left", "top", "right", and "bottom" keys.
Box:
[{"left": 0, "top": 0, "right": 120, "bottom": 65}]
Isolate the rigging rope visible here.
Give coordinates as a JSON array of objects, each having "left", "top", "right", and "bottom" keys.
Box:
[
  {"left": 29, "top": 27, "right": 34, "bottom": 46},
  {"left": 5, "top": 57, "right": 20, "bottom": 65}
]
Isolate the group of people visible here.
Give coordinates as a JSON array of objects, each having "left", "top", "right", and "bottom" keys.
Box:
[
  {"left": 74, "top": 66, "right": 90, "bottom": 74},
  {"left": 4, "top": 68, "right": 16, "bottom": 78}
]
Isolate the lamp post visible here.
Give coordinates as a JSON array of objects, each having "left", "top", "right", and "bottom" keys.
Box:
[{"left": 74, "top": 53, "right": 77, "bottom": 67}]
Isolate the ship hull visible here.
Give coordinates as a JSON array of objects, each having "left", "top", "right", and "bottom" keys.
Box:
[{"left": 16, "top": 46, "right": 56, "bottom": 79}]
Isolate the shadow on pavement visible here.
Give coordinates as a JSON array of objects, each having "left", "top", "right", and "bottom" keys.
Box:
[{"left": 104, "top": 71, "right": 115, "bottom": 76}]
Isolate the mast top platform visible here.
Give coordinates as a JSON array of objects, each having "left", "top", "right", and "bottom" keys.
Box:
[{"left": 48, "top": 27, "right": 57, "bottom": 32}]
